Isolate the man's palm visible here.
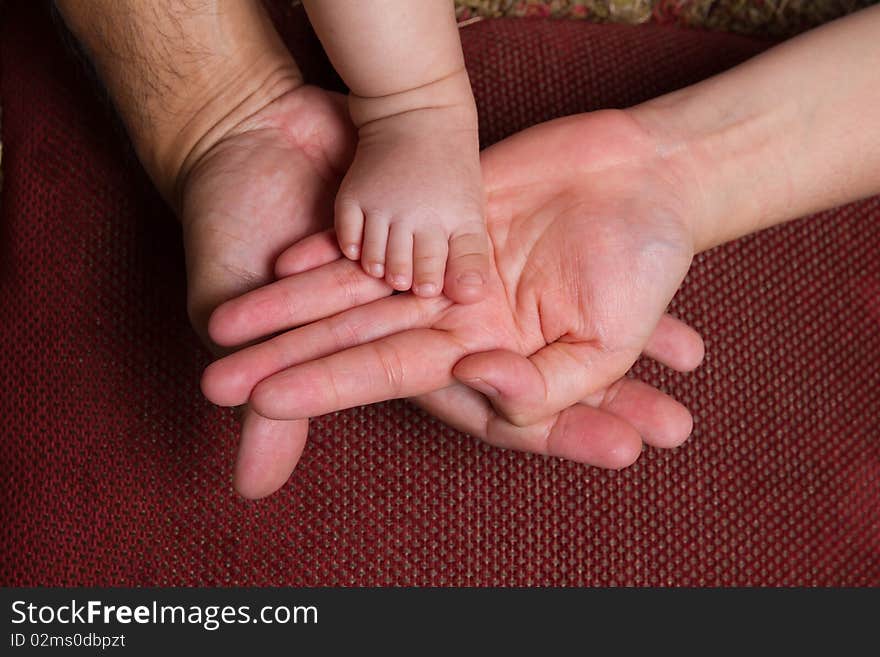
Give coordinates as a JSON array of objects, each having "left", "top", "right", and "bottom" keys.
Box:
[
  {"left": 182, "top": 86, "right": 354, "bottom": 336},
  {"left": 180, "top": 85, "right": 355, "bottom": 497}
]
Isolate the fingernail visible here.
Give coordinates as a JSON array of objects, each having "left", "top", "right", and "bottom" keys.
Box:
[
  {"left": 390, "top": 274, "right": 409, "bottom": 289},
  {"left": 369, "top": 263, "right": 384, "bottom": 277},
  {"left": 457, "top": 271, "right": 485, "bottom": 286},
  {"left": 415, "top": 283, "right": 437, "bottom": 297},
  {"left": 465, "top": 377, "right": 499, "bottom": 397},
  {"left": 344, "top": 244, "right": 360, "bottom": 259}
]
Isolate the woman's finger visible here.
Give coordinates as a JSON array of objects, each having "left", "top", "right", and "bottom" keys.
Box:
[
  {"left": 274, "top": 229, "right": 344, "bottom": 277},
  {"left": 208, "top": 258, "right": 391, "bottom": 347},
  {"left": 250, "top": 328, "right": 466, "bottom": 420},
  {"left": 202, "top": 293, "right": 449, "bottom": 407}
]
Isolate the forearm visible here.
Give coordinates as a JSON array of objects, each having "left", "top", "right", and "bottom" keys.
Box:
[
  {"left": 631, "top": 6, "right": 880, "bottom": 253},
  {"left": 56, "top": 0, "right": 303, "bottom": 205}
]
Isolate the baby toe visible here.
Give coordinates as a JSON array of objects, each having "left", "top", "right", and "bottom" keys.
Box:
[
  {"left": 385, "top": 224, "right": 414, "bottom": 291},
  {"left": 412, "top": 228, "right": 448, "bottom": 297},
  {"left": 361, "top": 212, "right": 390, "bottom": 278},
  {"left": 334, "top": 199, "right": 365, "bottom": 260},
  {"left": 444, "top": 225, "right": 490, "bottom": 304}
]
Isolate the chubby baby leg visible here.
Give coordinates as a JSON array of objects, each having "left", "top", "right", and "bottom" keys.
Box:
[
  {"left": 303, "top": 0, "right": 489, "bottom": 303},
  {"left": 339, "top": 73, "right": 486, "bottom": 300}
]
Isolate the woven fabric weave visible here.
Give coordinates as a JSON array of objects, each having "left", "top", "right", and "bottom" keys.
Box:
[{"left": 1, "top": 1, "right": 878, "bottom": 586}]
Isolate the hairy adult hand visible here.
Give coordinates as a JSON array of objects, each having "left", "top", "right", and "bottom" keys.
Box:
[{"left": 179, "top": 84, "right": 379, "bottom": 498}]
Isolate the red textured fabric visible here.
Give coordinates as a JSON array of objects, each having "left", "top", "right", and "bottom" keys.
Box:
[{"left": 2, "top": 2, "right": 878, "bottom": 586}]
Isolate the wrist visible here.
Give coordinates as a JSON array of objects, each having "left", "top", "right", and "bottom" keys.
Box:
[
  {"left": 58, "top": 0, "right": 305, "bottom": 210},
  {"left": 625, "top": 100, "right": 720, "bottom": 254},
  {"left": 628, "top": 85, "right": 797, "bottom": 254},
  {"left": 166, "top": 55, "right": 304, "bottom": 210},
  {"left": 142, "top": 5, "right": 307, "bottom": 210}
]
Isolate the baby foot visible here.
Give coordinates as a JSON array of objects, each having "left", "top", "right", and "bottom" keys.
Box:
[{"left": 335, "top": 102, "right": 488, "bottom": 303}]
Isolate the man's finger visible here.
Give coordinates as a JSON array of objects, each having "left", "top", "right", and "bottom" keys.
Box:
[
  {"left": 208, "top": 258, "right": 392, "bottom": 347},
  {"left": 416, "top": 374, "right": 694, "bottom": 469},
  {"left": 581, "top": 378, "right": 693, "bottom": 449},
  {"left": 232, "top": 406, "right": 310, "bottom": 499},
  {"left": 250, "top": 329, "right": 466, "bottom": 420},
  {"left": 414, "top": 384, "right": 643, "bottom": 469},
  {"left": 642, "top": 314, "right": 705, "bottom": 372}
]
